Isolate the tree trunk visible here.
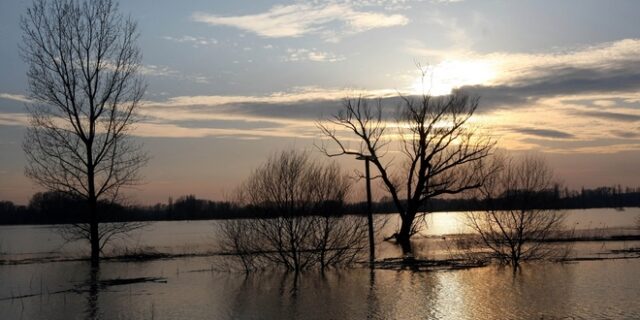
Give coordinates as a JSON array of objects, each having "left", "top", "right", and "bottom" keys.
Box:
[
  {"left": 89, "top": 197, "right": 100, "bottom": 267},
  {"left": 397, "top": 214, "right": 414, "bottom": 256}
]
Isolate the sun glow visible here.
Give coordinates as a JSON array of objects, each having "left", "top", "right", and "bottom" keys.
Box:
[{"left": 410, "top": 59, "right": 497, "bottom": 96}]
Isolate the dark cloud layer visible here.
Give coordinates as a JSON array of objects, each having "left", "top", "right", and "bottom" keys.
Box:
[
  {"left": 186, "top": 60, "right": 640, "bottom": 121},
  {"left": 463, "top": 65, "right": 640, "bottom": 112},
  {"left": 512, "top": 127, "right": 575, "bottom": 139},
  {"left": 212, "top": 96, "right": 411, "bottom": 121},
  {"left": 172, "top": 119, "right": 285, "bottom": 130},
  {"left": 578, "top": 110, "right": 640, "bottom": 122}
]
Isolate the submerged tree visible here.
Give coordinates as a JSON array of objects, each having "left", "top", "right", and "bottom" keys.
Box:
[
  {"left": 466, "top": 154, "right": 568, "bottom": 268},
  {"left": 21, "top": 0, "right": 148, "bottom": 265},
  {"left": 318, "top": 90, "right": 495, "bottom": 255},
  {"left": 219, "top": 150, "right": 368, "bottom": 272}
]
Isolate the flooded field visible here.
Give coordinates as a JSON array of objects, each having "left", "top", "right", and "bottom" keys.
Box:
[{"left": 1, "top": 208, "right": 639, "bottom": 319}]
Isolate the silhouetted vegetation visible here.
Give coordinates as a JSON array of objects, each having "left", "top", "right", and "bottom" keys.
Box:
[
  {"left": 21, "top": 0, "right": 148, "bottom": 265},
  {"left": 464, "top": 154, "right": 570, "bottom": 268},
  {"left": 218, "top": 150, "right": 368, "bottom": 272},
  {"left": 318, "top": 90, "right": 495, "bottom": 255},
  {"left": 1, "top": 185, "right": 640, "bottom": 225}
]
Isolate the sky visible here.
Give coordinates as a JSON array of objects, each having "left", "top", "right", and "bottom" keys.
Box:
[{"left": 1, "top": 0, "right": 640, "bottom": 205}]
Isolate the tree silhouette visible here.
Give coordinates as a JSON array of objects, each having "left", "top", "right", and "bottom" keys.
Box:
[
  {"left": 219, "top": 150, "right": 368, "bottom": 272},
  {"left": 21, "top": 0, "right": 148, "bottom": 265},
  {"left": 466, "top": 154, "right": 568, "bottom": 268},
  {"left": 318, "top": 90, "right": 495, "bottom": 255}
]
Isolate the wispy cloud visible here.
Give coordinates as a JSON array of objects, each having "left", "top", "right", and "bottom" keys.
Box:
[
  {"left": 137, "top": 64, "right": 210, "bottom": 84},
  {"left": 511, "top": 127, "right": 575, "bottom": 140},
  {"left": 545, "top": 142, "right": 640, "bottom": 155},
  {"left": 134, "top": 122, "right": 315, "bottom": 139},
  {"left": 142, "top": 86, "right": 397, "bottom": 109},
  {"left": 0, "top": 113, "right": 29, "bottom": 126},
  {"left": 284, "top": 48, "right": 346, "bottom": 62},
  {"left": 138, "top": 64, "right": 180, "bottom": 77},
  {"left": 192, "top": 3, "right": 408, "bottom": 41},
  {"left": 609, "top": 129, "right": 640, "bottom": 139},
  {"left": 135, "top": 86, "right": 403, "bottom": 139},
  {"left": 163, "top": 35, "right": 218, "bottom": 48},
  {"left": 578, "top": 110, "right": 640, "bottom": 122},
  {"left": 0, "top": 93, "right": 31, "bottom": 103}
]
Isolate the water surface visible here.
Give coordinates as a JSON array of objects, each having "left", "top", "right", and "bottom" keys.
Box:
[{"left": 1, "top": 208, "right": 639, "bottom": 319}]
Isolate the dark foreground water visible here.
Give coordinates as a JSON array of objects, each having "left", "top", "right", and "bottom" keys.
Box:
[
  {"left": 1, "top": 258, "right": 639, "bottom": 319},
  {"left": 1, "top": 208, "right": 639, "bottom": 319}
]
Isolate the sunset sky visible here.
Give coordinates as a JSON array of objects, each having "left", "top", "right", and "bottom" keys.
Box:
[{"left": 1, "top": 0, "right": 640, "bottom": 204}]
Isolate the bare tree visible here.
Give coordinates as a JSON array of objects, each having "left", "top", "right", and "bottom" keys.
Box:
[
  {"left": 21, "top": 0, "right": 148, "bottom": 265},
  {"left": 318, "top": 90, "right": 495, "bottom": 255},
  {"left": 219, "top": 150, "right": 368, "bottom": 272},
  {"left": 466, "top": 154, "right": 568, "bottom": 268}
]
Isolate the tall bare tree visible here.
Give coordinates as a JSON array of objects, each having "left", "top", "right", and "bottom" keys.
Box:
[
  {"left": 21, "top": 0, "right": 147, "bottom": 265},
  {"left": 318, "top": 90, "right": 495, "bottom": 255},
  {"left": 466, "top": 154, "right": 568, "bottom": 268}
]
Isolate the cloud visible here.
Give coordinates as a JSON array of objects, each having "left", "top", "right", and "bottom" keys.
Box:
[
  {"left": 593, "top": 100, "right": 616, "bottom": 107},
  {"left": 138, "top": 64, "right": 180, "bottom": 77},
  {"left": 0, "top": 93, "right": 31, "bottom": 103},
  {"left": 134, "top": 122, "right": 315, "bottom": 139},
  {"left": 511, "top": 128, "right": 575, "bottom": 139},
  {"left": 402, "top": 39, "right": 640, "bottom": 107},
  {"left": 4, "top": 83, "right": 640, "bottom": 151},
  {"left": 133, "top": 86, "right": 416, "bottom": 139},
  {"left": 609, "top": 130, "right": 640, "bottom": 139},
  {"left": 137, "top": 64, "right": 210, "bottom": 84},
  {"left": 578, "top": 110, "right": 640, "bottom": 122},
  {"left": 163, "top": 35, "right": 218, "bottom": 47},
  {"left": 192, "top": 3, "right": 408, "bottom": 40},
  {"left": 284, "top": 48, "right": 346, "bottom": 62},
  {"left": 461, "top": 39, "right": 640, "bottom": 102},
  {"left": 142, "top": 86, "right": 397, "bottom": 109},
  {"left": 6, "top": 38, "right": 640, "bottom": 149},
  {"left": 0, "top": 113, "right": 29, "bottom": 126},
  {"left": 546, "top": 142, "right": 640, "bottom": 155}
]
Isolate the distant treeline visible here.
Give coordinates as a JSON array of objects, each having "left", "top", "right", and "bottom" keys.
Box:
[{"left": 1, "top": 186, "right": 640, "bottom": 225}]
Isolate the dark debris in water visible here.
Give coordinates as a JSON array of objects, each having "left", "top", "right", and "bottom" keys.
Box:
[
  {"left": 610, "top": 247, "right": 640, "bottom": 255},
  {"left": 0, "top": 276, "right": 167, "bottom": 301},
  {"left": 372, "top": 257, "right": 488, "bottom": 272},
  {"left": 562, "top": 247, "right": 640, "bottom": 262},
  {"left": 102, "top": 252, "right": 175, "bottom": 262},
  {"left": 90, "top": 277, "right": 167, "bottom": 288},
  {"left": 0, "top": 256, "right": 86, "bottom": 265},
  {"left": 0, "top": 251, "right": 221, "bottom": 265}
]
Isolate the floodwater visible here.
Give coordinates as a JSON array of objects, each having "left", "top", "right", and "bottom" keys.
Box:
[{"left": 1, "top": 208, "right": 639, "bottom": 319}]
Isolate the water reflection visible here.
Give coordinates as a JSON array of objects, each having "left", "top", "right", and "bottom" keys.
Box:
[
  {"left": 218, "top": 261, "right": 638, "bottom": 319},
  {"left": 366, "top": 269, "right": 380, "bottom": 320},
  {"left": 86, "top": 266, "right": 100, "bottom": 320},
  {"left": 0, "top": 259, "right": 639, "bottom": 319},
  {"left": 227, "top": 267, "right": 391, "bottom": 318}
]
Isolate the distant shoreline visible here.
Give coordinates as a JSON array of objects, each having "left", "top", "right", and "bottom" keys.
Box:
[{"left": 0, "top": 205, "right": 638, "bottom": 226}]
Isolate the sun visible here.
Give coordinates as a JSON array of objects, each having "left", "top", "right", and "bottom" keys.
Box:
[{"left": 410, "top": 59, "right": 497, "bottom": 96}]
